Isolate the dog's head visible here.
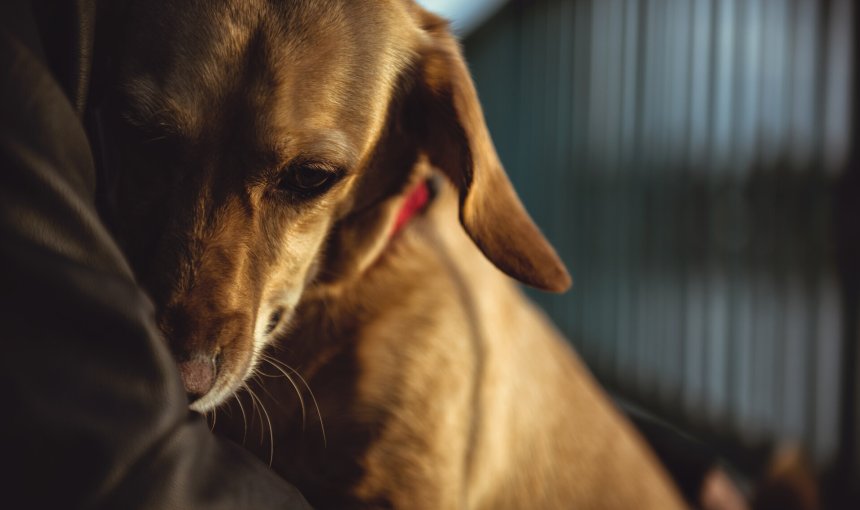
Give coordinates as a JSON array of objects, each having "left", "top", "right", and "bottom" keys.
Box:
[{"left": 99, "top": 0, "right": 570, "bottom": 411}]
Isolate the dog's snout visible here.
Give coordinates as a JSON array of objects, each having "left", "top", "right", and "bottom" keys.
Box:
[{"left": 178, "top": 353, "right": 218, "bottom": 402}]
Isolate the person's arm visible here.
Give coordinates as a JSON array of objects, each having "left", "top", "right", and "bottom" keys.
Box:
[{"left": 0, "top": 1, "right": 310, "bottom": 508}]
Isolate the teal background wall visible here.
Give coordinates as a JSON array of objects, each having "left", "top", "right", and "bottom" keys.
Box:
[{"left": 462, "top": 0, "right": 856, "bottom": 484}]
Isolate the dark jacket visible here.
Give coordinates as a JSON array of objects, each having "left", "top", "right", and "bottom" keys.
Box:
[{"left": 0, "top": 1, "right": 311, "bottom": 507}]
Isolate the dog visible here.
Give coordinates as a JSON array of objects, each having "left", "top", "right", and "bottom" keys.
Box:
[{"left": 97, "top": 0, "right": 686, "bottom": 507}]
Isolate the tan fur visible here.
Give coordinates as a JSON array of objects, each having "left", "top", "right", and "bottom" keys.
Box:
[{"left": 104, "top": 0, "right": 686, "bottom": 507}]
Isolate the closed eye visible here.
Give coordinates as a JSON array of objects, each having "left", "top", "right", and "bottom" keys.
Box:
[{"left": 276, "top": 163, "right": 344, "bottom": 198}]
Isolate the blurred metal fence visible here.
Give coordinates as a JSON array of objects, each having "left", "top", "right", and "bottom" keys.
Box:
[{"left": 463, "top": 0, "right": 856, "bottom": 478}]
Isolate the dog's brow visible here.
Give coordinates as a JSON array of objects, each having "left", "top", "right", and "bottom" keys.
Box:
[
  {"left": 120, "top": 80, "right": 196, "bottom": 136},
  {"left": 291, "top": 131, "right": 359, "bottom": 171}
]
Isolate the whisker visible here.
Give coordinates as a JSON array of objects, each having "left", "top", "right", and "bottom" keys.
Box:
[
  {"left": 263, "top": 354, "right": 327, "bottom": 448},
  {"left": 246, "top": 384, "right": 275, "bottom": 466},
  {"left": 233, "top": 391, "right": 249, "bottom": 444},
  {"left": 260, "top": 356, "right": 307, "bottom": 430},
  {"left": 255, "top": 371, "right": 285, "bottom": 378},
  {"left": 252, "top": 372, "right": 291, "bottom": 423},
  {"left": 242, "top": 382, "right": 264, "bottom": 442}
]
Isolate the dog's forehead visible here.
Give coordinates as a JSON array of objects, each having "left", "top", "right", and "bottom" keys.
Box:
[
  {"left": 265, "top": 2, "right": 420, "bottom": 155},
  {"left": 120, "top": 0, "right": 420, "bottom": 162}
]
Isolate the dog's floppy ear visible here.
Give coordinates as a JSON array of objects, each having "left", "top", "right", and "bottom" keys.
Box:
[{"left": 407, "top": 13, "right": 571, "bottom": 292}]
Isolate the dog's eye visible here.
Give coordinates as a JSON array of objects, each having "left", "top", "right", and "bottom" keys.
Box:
[{"left": 278, "top": 164, "right": 340, "bottom": 197}]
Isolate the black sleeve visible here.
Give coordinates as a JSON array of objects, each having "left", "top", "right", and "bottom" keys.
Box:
[
  {"left": 617, "top": 398, "right": 716, "bottom": 506},
  {"left": 0, "top": 1, "right": 311, "bottom": 508}
]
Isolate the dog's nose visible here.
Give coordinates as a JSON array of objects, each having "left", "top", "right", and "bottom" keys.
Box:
[{"left": 178, "top": 353, "right": 218, "bottom": 402}]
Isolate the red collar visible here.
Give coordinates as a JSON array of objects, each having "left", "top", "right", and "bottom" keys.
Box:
[{"left": 390, "top": 179, "right": 431, "bottom": 238}]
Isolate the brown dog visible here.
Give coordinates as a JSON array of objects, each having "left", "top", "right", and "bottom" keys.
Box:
[{"left": 99, "top": 0, "right": 686, "bottom": 507}]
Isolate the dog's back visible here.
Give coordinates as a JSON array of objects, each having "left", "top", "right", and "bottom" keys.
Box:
[{"left": 395, "top": 181, "right": 685, "bottom": 509}]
